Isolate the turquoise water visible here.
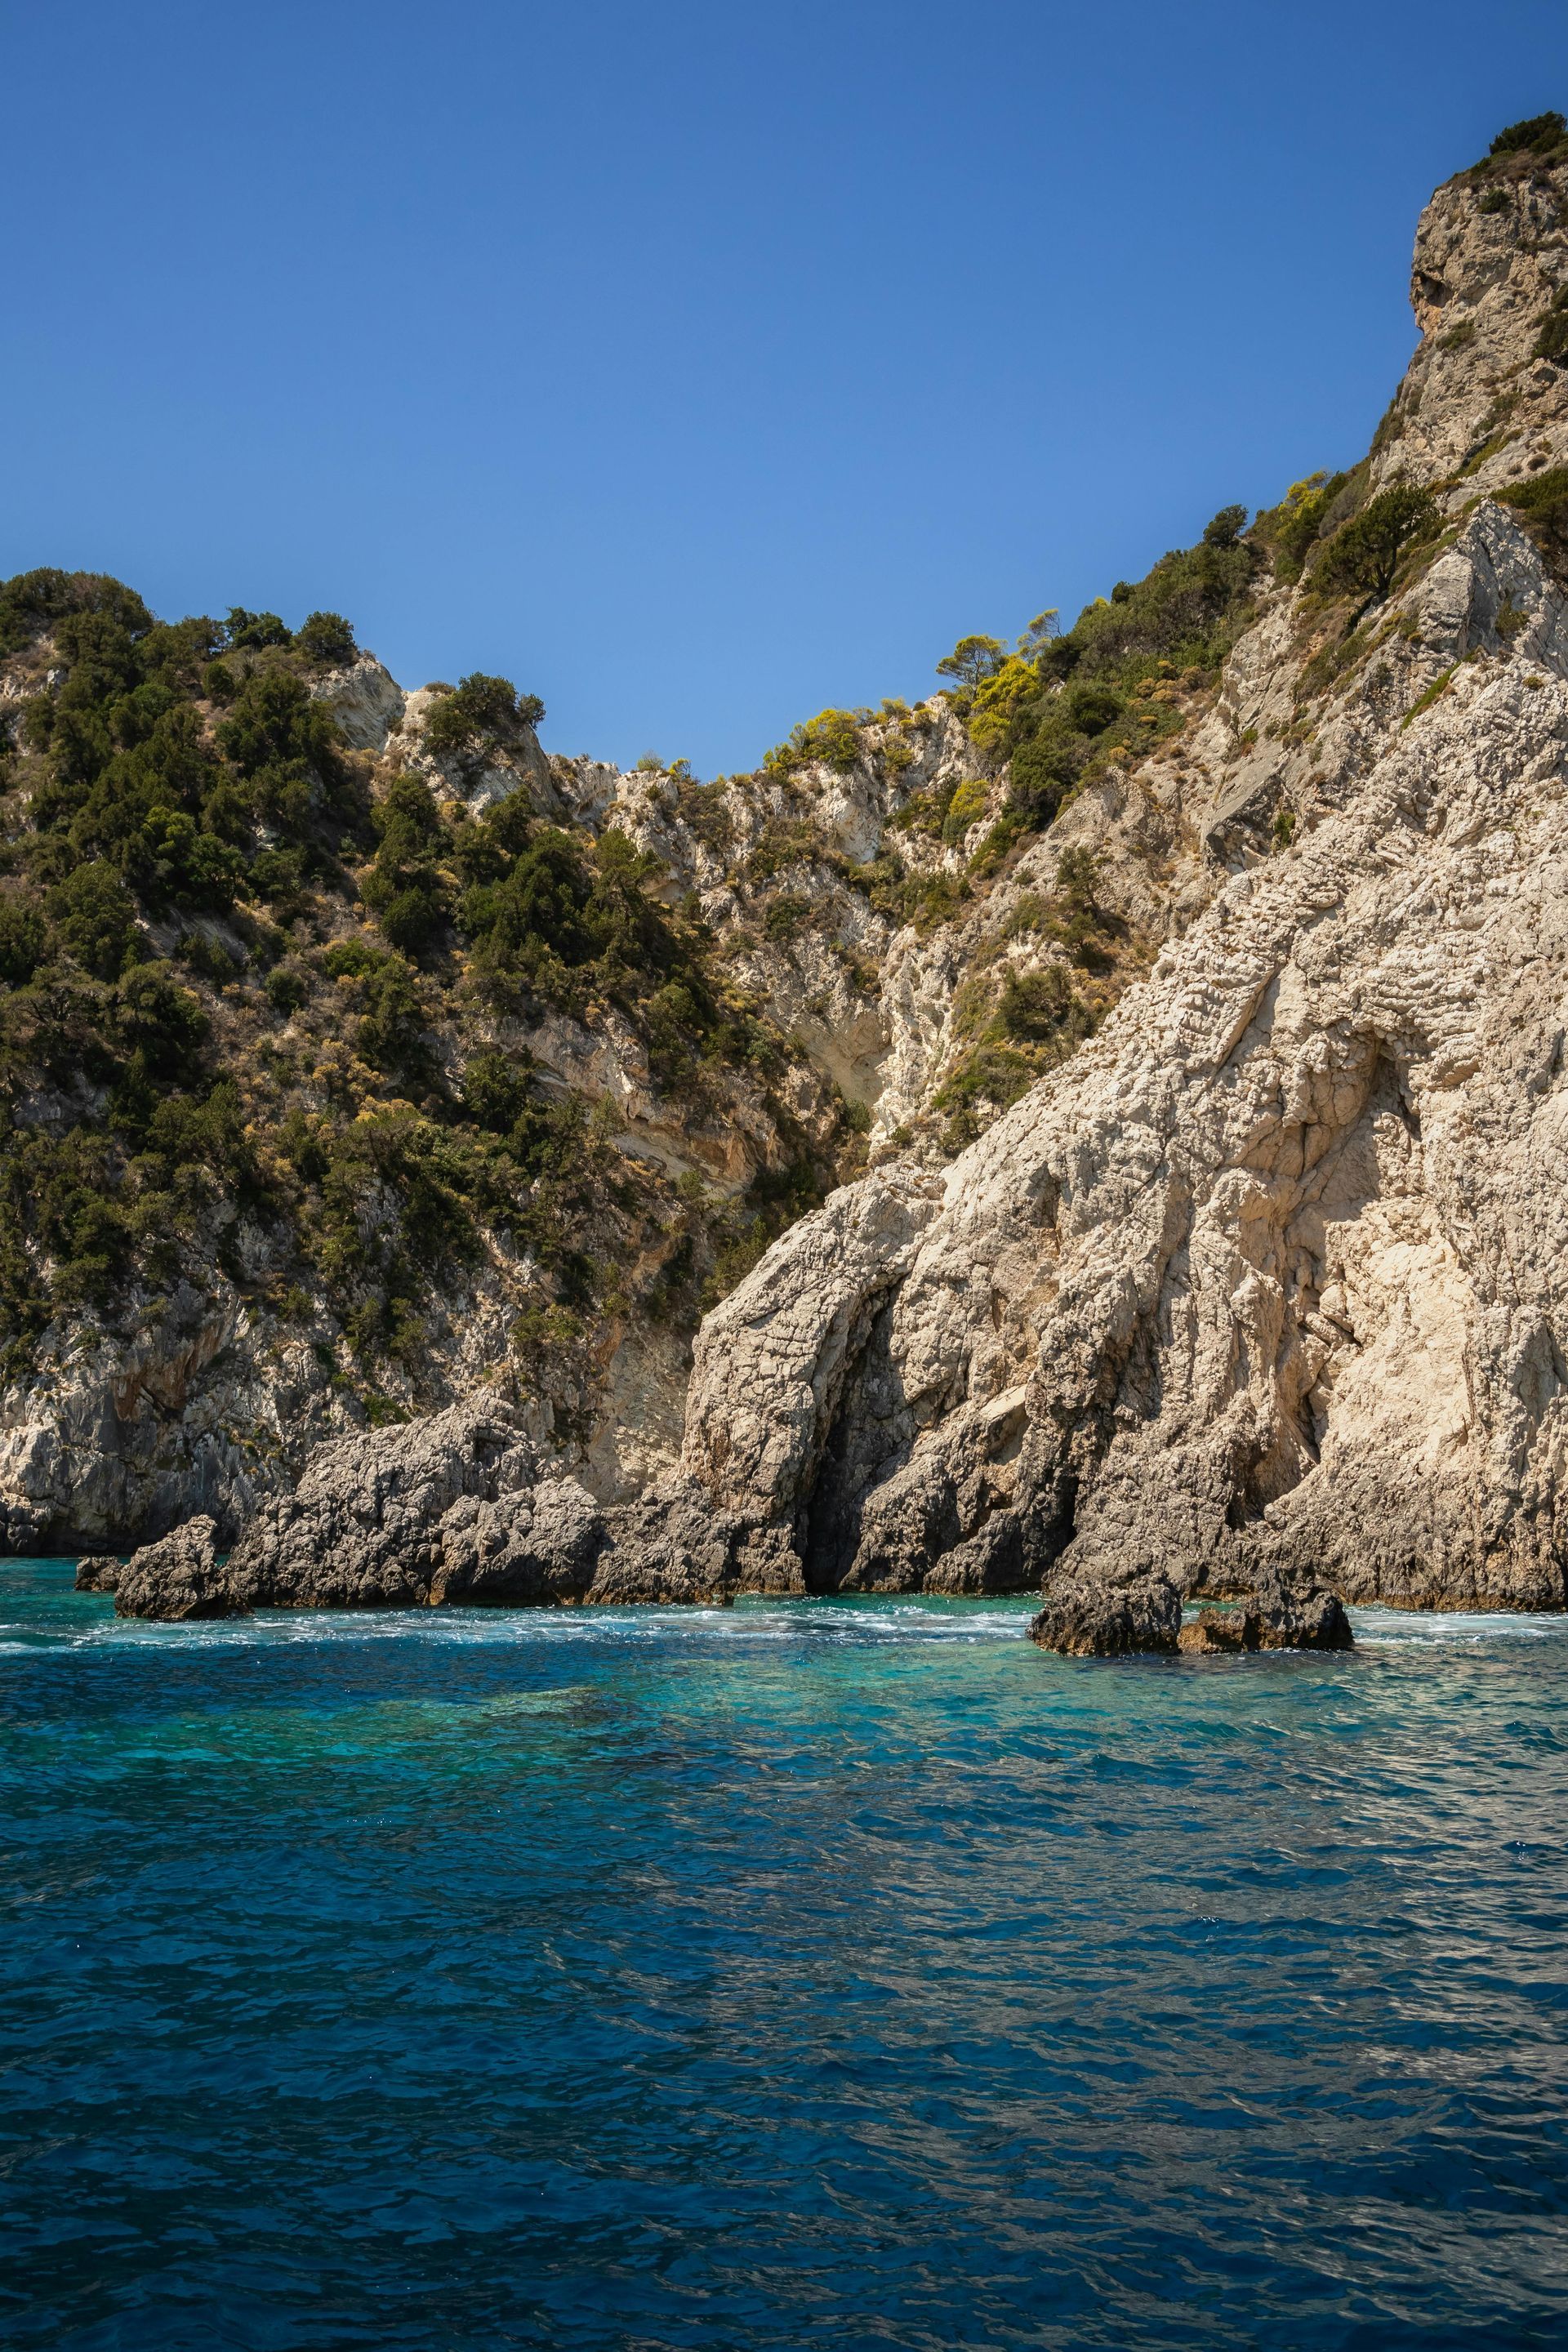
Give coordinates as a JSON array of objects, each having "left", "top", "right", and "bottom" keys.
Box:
[{"left": 2, "top": 1562, "right": 1567, "bottom": 2350}]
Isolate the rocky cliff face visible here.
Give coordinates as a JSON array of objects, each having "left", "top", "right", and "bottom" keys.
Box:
[
  {"left": 678, "top": 140, "right": 1568, "bottom": 1613},
  {"left": 15, "top": 129, "right": 1568, "bottom": 1611}
]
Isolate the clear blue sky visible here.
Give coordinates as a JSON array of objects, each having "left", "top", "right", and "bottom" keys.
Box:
[{"left": 4, "top": 1, "right": 1565, "bottom": 774}]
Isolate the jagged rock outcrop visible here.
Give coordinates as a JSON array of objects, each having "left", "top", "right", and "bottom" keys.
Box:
[
  {"left": 1174, "top": 1581, "right": 1354, "bottom": 1654},
  {"left": 1029, "top": 1573, "right": 1181, "bottom": 1657},
  {"left": 109, "top": 1516, "right": 238, "bottom": 1622},
  {"left": 310, "top": 653, "right": 406, "bottom": 751},
  {"left": 215, "top": 1395, "right": 593, "bottom": 1611},
  {"left": 106, "top": 1394, "right": 791, "bottom": 1618}
]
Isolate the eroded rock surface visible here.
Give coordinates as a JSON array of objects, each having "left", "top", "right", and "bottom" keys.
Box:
[
  {"left": 1029, "top": 1574, "right": 1181, "bottom": 1657},
  {"left": 1176, "top": 1580, "right": 1354, "bottom": 1655},
  {"left": 111, "top": 1517, "right": 238, "bottom": 1622},
  {"left": 679, "top": 503, "right": 1568, "bottom": 1613},
  {"left": 109, "top": 1396, "right": 795, "bottom": 1618}
]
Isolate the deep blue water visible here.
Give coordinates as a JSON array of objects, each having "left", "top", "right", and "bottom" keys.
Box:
[{"left": 2, "top": 1563, "right": 1567, "bottom": 2350}]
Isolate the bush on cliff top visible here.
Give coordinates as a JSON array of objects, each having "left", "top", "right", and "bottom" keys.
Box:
[
  {"left": 423, "top": 673, "right": 545, "bottom": 758},
  {"left": 1490, "top": 112, "right": 1566, "bottom": 157}
]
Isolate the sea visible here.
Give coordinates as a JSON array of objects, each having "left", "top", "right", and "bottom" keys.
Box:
[{"left": 2, "top": 1558, "right": 1566, "bottom": 2350}]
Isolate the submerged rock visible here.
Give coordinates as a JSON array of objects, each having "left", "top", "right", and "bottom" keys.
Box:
[
  {"left": 1030, "top": 1568, "right": 1354, "bottom": 1659},
  {"left": 1250, "top": 1574, "right": 1355, "bottom": 1651}
]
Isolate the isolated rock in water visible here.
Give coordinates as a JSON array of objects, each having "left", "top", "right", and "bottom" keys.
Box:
[
  {"left": 1251, "top": 1573, "right": 1354, "bottom": 1651},
  {"left": 113, "top": 1517, "right": 242, "bottom": 1622},
  {"left": 74, "top": 1555, "right": 122, "bottom": 1595},
  {"left": 1028, "top": 1573, "right": 1181, "bottom": 1657}
]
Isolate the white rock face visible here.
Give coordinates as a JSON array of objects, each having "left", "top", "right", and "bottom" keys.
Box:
[
  {"left": 309, "top": 654, "right": 406, "bottom": 751},
  {"left": 679, "top": 493, "right": 1568, "bottom": 1606},
  {"left": 669, "top": 160, "right": 1568, "bottom": 1611},
  {"left": 1382, "top": 163, "right": 1568, "bottom": 500}
]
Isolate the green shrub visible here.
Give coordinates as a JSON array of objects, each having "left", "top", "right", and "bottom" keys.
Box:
[
  {"left": 1490, "top": 112, "right": 1566, "bottom": 156},
  {"left": 46, "top": 861, "right": 144, "bottom": 979},
  {"left": 1056, "top": 845, "right": 1098, "bottom": 917},
  {"left": 0, "top": 569, "right": 151, "bottom": 662},
  {"left": 968, "top": 657, "right": 1040, "bottom": 751},
  {"left": 1061, "top": 680, "right": 1123, "bottom": 735},
  {"left": 177, "top": 926, "right": 240, "bottom": 984},
  {"left": 265, "top": 964, "right": 309, "bottom": 1014},
  {"left": 863, "top": 858, "right": 968, "bottom": 933},
  {"left": 114, "top": 962, "right": 208, "bottom": 1082},
  {"left": 1312, "top": 485, "right": 1438, "bottom": 604},
  {"left": 0, "top": 893, "right": 47, "bottom": 987},
  {"left": 352, "top": 952, "right": 430, "bottom": 1073},
  {"left": 936, "top": 635, "right": 1007, "bottom": 689},
  {"left": 763, "top": 892, "right": 812, "bottom": 941},
  {"left": 763, "top": 709, "right": 865, "bottom": 777},
  {"left": 224, "top": 607, "right": 292, "bottom": 651},
  {"left": 1479, "top": 186, "right": 1512, "bottom": 216},
  {"left": 323, "top": 936, "right": 394, "bottom": 981},
  {"left": 1250, "top": 472, "right": 1355, "bottom": 583},
  {"left": 360, "top": 773, "right": 451, "bottom": 952},
  {"left": 932, "top": 1043, "right": 1036, "bottom": 1118},
  {"left": 1534, "top": 288, "right": 1568, "bottom": 365},
  {"left": 998, "top": 965, "right": 1072, "bottom": 1040},
  {"left": 296, "top": 611, "right": 357, "bottom": 668},
  {"left": 1203, "top": 505, "right": 1249, "bottom": 548},
  {"left": 1498, "top": 464, "right": 1568, "bottom": 572},
  {"left": 941, "top": 777, "right": 989, "bottom": 844},
  {"left": 217, "top": 666, "right": 341, "bottom": 779},
  {"left": 746, "top": 818, "right": 822, "bottom": 880},
  {"left": 461, "top": 1048, "right": 534, "bottom": 1134},
  {"left": 423, "top": 673, "right": 544, "bottom": 757},
  {"left": 1, "top": 1130, "right": 131, "bottom": 1314},
  {"left": 461, "top": 826, "right": 594, "bottom": 971}
]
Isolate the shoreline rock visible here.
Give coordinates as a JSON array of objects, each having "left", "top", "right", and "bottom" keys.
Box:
[
  {"left": 104, "top": 1402, "right": 807, "bottom": 1621},
  {"left": 1029, "top": 1567, "right": 1353, "bottom": 1659},
  {"left": 109, "top": 1517, "right": 243, "bottom": 1622}
]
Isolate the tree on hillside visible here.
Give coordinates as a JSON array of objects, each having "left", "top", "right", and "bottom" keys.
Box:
[
  {"left": 1312, "top": 486, "right": 1437, "bottom": 604},
  {"left": 936, "top": 634, "right": 1007, "bottom": 689}
]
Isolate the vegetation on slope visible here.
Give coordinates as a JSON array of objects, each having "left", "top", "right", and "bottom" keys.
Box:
[{"left": 0, "top": 572, "right": 859, "bottom": 1423}]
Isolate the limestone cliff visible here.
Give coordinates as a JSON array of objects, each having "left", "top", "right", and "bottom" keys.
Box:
[
  {"left": 15, "top": 122, "right": 1568, "bottom": 1610},
  {"left": 679, "top": 133, "right": 1568, "bottom": 1613}
]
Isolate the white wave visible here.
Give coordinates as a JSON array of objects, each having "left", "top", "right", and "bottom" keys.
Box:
[{"left": 1351, "top": 1606, "right": 1568, "bottom": 1646}]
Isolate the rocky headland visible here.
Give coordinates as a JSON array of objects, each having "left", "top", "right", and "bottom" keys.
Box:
[{"left": 15, "top": 117, "right": 1568, "bottom": 1642}]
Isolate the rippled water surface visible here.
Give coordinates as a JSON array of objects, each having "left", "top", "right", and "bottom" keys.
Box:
[{"left": 3, "top": 1562, "right": 1568, "bottom": 2350}]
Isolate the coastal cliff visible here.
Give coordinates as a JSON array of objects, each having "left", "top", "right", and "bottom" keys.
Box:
[{"left": 13, "top": 117, "right": 1568, "bottom": 1617}]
